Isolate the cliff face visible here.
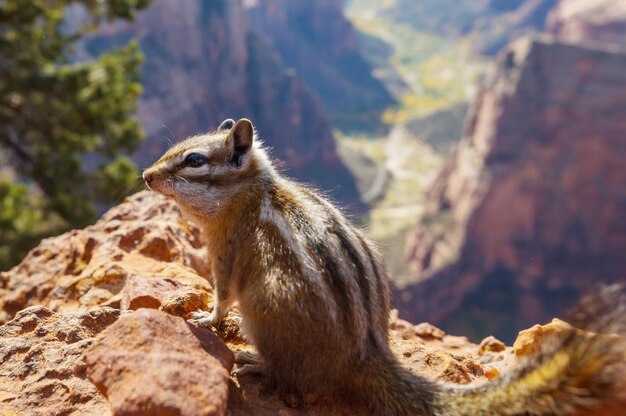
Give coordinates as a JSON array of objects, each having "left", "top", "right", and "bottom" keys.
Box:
[
  {"left": 245, "top": 0, "right": 394, "bottom": 130},
  {"left": 402, "top": 37, "right": 626, "bottom": 342},
  {"left": 81, "top": 0, "right": 363, "bottom": 210},
  {"left": 546, "top": 0, "right": 626, "bottom": 47}
]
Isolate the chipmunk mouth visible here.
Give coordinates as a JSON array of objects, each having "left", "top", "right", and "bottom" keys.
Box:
[
  {"left": 149, "top": 181, "right": 176, "bottom": 197},
  {"left": 143, "top": 171, "right": 176, "bottom": 197}
]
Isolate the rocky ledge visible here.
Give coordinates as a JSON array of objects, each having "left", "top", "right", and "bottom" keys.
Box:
[{"left": 0, "top": 192, "right": 623, "bottom": 415}]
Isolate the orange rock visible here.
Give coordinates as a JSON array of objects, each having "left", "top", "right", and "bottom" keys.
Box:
[
  {"left": 121, "top": 275, "right": 186, "bottom": 311},
  {"left": 84, "top": 308, "right": 233, "bottom": 416},
  {"left": 0, "top": 306, "right": 119, "bottom": 416},
  {"left": 160, "top": 286, "right": 211, "bottom": 319},
  {"left": 484, "top": 368, "right": 500, "bottom": 381},
  {"left": 513, "top": 318, "right": 573, "bottom": 356},
  {"left": 0, "top": 191, "right": 212, "bottom": 324},
  {"left": 479, "top": 335, "right": 506, "bottom": 355}
]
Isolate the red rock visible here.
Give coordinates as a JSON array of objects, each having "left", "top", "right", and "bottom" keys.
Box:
[
  {"left": 84, "top": 308, "right": 233, "bottom": 416},
  {"left": 121, "top": 275, "right": 185, "bottom": 311},
  {"left": 159, "top": 286, "right": 211, "bottom": 319},
  {"left": 0, "top": 306, "right": 119, "bottom": 416},
  {"left": 401, "top": 37, "right": 626, "bottom": 342},
  {"left": 0, "top": 191, "right": 211, "bottom": 324}
]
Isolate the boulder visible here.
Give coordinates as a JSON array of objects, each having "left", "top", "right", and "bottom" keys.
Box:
[{"left": 84, "top": 308, "right": 233, "bottom": 416}]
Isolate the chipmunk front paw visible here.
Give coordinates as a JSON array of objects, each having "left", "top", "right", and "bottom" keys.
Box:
[
  {"left": 188, "top": 310, "right": 220, "bottom": 329},
  {"left": 234, "top": 349, "right": 259, "bottom": 364}
]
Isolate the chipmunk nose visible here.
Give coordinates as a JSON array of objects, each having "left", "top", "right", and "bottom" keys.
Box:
[{"left": 143, "top": 171, "right": 154, "bottom": 184}]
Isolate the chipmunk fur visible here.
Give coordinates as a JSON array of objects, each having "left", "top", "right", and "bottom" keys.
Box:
[{"left": 144, "top": 118, "right": 625, "bottom": 415}]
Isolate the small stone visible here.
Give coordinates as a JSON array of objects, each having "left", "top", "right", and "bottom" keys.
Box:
[
  {"left": 442, "top": 335, "right": 470, "bottom": 349},
  {"left": 217, "top": 313, "right": 246, "bottom": 344},
  {"left": 389, "top": 310, "right": 415, "bottom": 338},
  {"left": 478, "top": 335, "right": 506, "bottom": 355},
  {"left": 484, "top": 368, "right": 500, "bottom": 381},
  {"left": 160, "top": 286, "right": 210, "bottom": 319},
  {"left": 414, "top": 322, "right": 446, "bottom": 340}
]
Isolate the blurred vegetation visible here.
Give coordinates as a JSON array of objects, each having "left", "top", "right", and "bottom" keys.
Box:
[
  {"left": 338, "top": 0, "right": 491, "bottom": 284},
  {"left": 0, "top": 0, "right": 151, "bottom": 270}
]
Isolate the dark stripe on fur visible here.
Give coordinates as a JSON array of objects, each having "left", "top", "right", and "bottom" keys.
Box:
[{"left": 269, "top": 185, "right": 355, "bottom": 330}]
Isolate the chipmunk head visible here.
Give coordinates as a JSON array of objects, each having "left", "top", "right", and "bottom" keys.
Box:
[{"left": 143, "top": 118, "right": 273, "bottom": 218}]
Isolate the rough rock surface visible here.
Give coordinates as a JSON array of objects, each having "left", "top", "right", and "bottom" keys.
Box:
[
  {"left": 547, "top": 0, "right": 626, "bottom": 48},
  {"left": 246, "top": 0, "right": 394, "bottom": 129},
  {"left": 513, "top": 318, "right": 574, "bottom": 356},
  {"left": 0, "top": 191, "right": 211, "bottom": 324},
  {"left": 84, "top": 308, "right": 233, "bottom": 416},
  {"left": 159, "top": 286, "right": 211, "bottom": 320},
  {"left": 228, "top": 312, "right": 513, "bottom": 415},
  {"left": 403, "top": 37, "right": 626, "bottom": 342},
  {"left": 73, "top": 0, "right": 363, "bottom": 210},
  {"left": 1, "top": 192, "right": 623, "bottom": 415},
  {"left": 0, "top": 306, "right": 119, "bottom": 416}
]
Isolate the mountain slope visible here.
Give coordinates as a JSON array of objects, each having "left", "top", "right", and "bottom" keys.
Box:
[
  {"left": 78, "top": 0, "right": 363, "bottom": 210},
  {"left": 400, "top": 37, "right": 626, "bottom": 342},
  {"left": 246, "top": 0, "right": 395, "bottom": 131}
]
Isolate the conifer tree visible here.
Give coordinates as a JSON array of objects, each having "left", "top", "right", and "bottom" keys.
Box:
[{"left": 0, "top": 0, "right": 150, "bottom": 269}]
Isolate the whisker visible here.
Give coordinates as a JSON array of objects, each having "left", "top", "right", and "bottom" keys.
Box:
[
  {"left": 175, "top": 174, "right": 189, "bottom": 184},
  {"left": 161, "top": 123, "right": 176, "bottom": 148},
  {"left": 115, "top": 179, "right": 146, "bottom": 202}
]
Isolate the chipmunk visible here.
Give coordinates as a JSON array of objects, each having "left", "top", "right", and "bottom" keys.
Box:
[{"left": 143, "top": 118, "right": 625, "bottom": 415}]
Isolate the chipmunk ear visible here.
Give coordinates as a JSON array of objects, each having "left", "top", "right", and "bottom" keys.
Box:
[
  {"left": 229, "top": 118, "right": 254, "bottom": 167},
  {"left": 218, "top": 118, "right": 235, "bottom": 131}
]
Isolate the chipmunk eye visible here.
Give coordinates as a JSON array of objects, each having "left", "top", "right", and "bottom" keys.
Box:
[{"left": 182, "top": 153, "right": 208, "bottom": 168}]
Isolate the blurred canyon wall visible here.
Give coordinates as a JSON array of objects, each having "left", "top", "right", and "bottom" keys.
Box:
[
  {"left": 73, "top": 0, "right": 387, "bottom": 211},
  {"left": 400, "top": 0, "right": 626, "bottom": 342}
]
